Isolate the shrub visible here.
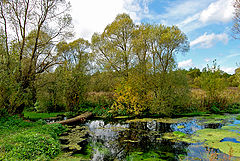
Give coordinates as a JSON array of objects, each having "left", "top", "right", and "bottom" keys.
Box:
[
  {"left": 150, "top": 70, "right": 190, "bottom": 116},
  {"left": 199, "top": 60, "right": 227, "bottom": 100},
  {"left": 111, "top": 80, "right": 151, "bottom": 116}
]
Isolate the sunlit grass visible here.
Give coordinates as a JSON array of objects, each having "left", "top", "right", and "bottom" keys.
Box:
[{"left": 23, "top": 112, "right": 65, "bottom": 120}]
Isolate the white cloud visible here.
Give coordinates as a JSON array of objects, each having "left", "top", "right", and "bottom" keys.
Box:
[
  {"left": 199, "top": 0, "right": 234, "bottom": 23},
  {"left": 190, "top": 32, "right": 229, "bottom": 48},
  {"left": 178, "top": 59, "right": 194, "bottom": 68},
  {"left": 161, "top": 0, "right": 214, "bottom": 21},
  {"left": 69, "top": 0, "right": 151, "bottom": 41},
  {"left": 176, "top": 0, "right": 234, "bottom": 33},
  {"left": 221, "top": 67, "right": 236, "bottom": 74}
]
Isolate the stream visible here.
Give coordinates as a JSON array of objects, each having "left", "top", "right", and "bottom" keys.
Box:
[{"left": 78, "top": 114, "right": 240, "bottom": 161}]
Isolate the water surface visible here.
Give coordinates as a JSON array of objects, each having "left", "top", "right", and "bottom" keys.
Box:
[{"left": 83, "top": 115, "right": 240, "bottom": 160}]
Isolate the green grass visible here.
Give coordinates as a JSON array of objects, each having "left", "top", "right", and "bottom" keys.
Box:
[{"left": 23, "top": 112, "right": 65, "bottom": 120}]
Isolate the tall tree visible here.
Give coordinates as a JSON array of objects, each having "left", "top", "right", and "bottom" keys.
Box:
[
  {"left": 55, "top": 38, "right": 91, "bottom": 111},
  {"left": 0, "top": 0, "right": 72, "bottom": 114},
  {"left": 91, "top": 13, "right": 135, "bottom": 78},
  {"left": 149, "top": 25, "right": 189, "bottom": 74}
]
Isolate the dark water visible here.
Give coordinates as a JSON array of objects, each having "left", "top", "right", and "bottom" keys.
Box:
[{"left": 81, "top": 116, "right": 239, "bottom": 161}]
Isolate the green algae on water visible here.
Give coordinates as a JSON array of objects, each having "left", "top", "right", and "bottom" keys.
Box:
[
  {"left": 177, "top": 125, "right": 185, "bottom": 129},
  {"left": 187, "top": 128, "right": 240, "bottom": 157}
]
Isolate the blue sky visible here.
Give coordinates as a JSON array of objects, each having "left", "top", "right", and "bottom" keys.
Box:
[{"left": 69, "top": 0, "right": 238, "bottom": 74}]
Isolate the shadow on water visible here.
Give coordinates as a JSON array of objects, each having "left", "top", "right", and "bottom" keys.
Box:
[{"left": 82, "top": 116, "right": 239, "bottom": 161}]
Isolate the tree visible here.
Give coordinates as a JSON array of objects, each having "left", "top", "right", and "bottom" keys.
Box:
[
  {"left": 55, "top": 38, "right": 91, "bottom": 112},
  {"left": 199, "top": 60, "right": 228, "bottom": 112},
  {"left": 233, "top": 0, "right": 240, "bottom": 39},
  {"left": 187, "top": 67, "right": 201, "bottom": 88},
  {"left": 234, "top": 67, "right": 240, "bottom": 87},
  {"left": 91, "top": 13, "right": 135, "bottom": 78},
  {"left": 0, "top": 0, "right": 72, "bottom": 114},
  {"left": 149, "top": 25, "right": 189, "bottom": 74},
  {"left": 200, "top": 60, "right": 227, "bottom": 99},
  {"left": 147, "top": 25, "right": 190, "bottom": 115},
  {"left": 92, "top": 15, "right": 190, "bottom": 116}
]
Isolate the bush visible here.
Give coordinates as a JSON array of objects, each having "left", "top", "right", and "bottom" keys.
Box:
[
  {"left": 111, "top": 80, "right": 151, "bottom": 116},
  {"left": 199, "top": 60, "right": 227, "bottom": 100},
  {"left": 150, "top": 70, "right": 190, "bottom": 116}
]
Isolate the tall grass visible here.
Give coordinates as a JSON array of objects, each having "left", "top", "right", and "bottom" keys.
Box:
[{"left": 190, "top": 87, "right": 240, "bottom": 113}]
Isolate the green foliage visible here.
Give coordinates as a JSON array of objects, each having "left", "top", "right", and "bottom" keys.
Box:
[
  {"left": 210, "top": 105, "right": 221, "bottom": 114},
  {"left": 0, "top": 116, "right": 35, "bottom": 136},
  {"left": 236, "top": 115, "right": 240, "bottom": 120},
  {"left": 228, "top": 75, "right": 238, "bottom": 87},
  {"left": 200, "top": 60, "right": 227, "bottom": 98},
  {"left": 92, "top": 105, "right": 113, "bottom": 117},
  {"left": 1, "top": 9, "right": 238, "bottom": 118},
  {"left": 187, "top": 67, "right": 201, "bottom": 88},
  {"left": 197, "top": 60, "right": 229, "bottom": 111},
  {"left": 111, "top": 79, "right": 151, "bottom": 116},
  {"left": 23, "top": 112, "right": 65, "bottom": 120},
  {"left": 1, "top": 131, "right": 60, "bottom": 160},
  {"left": 91, "top": 13, "right": 134, "bottom": 77},
  {"left": 30, "top": 123, "right": 66, "bottom": 139},
  {"left": 0, "top": 0, "right": 72, "bottom": 115},
  {"left": 151, "top": 70, "right": 190, "bottom": 116},
  {"left": 0, "top": 116, "right": 66, "bottom": 160}
]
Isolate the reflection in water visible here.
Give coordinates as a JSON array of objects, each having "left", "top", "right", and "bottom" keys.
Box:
[{"left": 84, "top": 117, "right": 237, "bottom": 161}]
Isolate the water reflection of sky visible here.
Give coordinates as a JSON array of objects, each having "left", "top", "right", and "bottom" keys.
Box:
[
  {"left": 170, "top": 119, "right": 203, "bottom": 134},
  {"left": 85, "top": 116, "right": 240, "bottom": 161},
  {"left": 86, "top": 120, "right": 129, "bottom": 161}
]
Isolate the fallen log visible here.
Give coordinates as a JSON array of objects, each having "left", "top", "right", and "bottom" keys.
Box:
[{"left": 48, "top": 112, "right": 92, "bottom": 125}]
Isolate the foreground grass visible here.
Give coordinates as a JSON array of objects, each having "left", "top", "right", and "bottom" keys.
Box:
[{"left": 0, "top": 116, "right": 66, "bottom": 161}]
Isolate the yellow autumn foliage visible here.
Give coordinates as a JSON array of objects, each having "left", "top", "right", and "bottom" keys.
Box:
[{"left": 111, "top": 80, "right": 152, "bottom": 116}]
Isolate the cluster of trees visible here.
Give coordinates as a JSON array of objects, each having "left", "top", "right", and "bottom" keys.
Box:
[
  {"left": 0, "top": 0, "right": 239, "bottom": 117},
  {"left": 91, "top": 14, "right": 190, "bottom": 115},
  {"left": 0, "top": 0, "right": 72, "bottom": 115}
]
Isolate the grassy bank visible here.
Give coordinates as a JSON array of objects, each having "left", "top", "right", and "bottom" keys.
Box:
[
  {"left": 23, "top": 112, "right": 65, "bottom": 120},
  {"left": 0, "top": 116, "right": 66, "bottom": 161}
]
